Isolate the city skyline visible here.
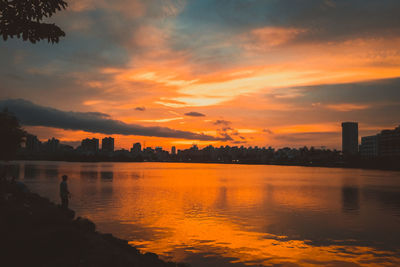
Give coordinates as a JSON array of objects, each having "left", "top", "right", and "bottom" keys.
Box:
[
  {"left": 23, "top": 123, "right": 400, "bottom": 154},
  {"left": 1, "top": 95, "right": 399, "bottom": 151},
  {"left": 2, "top": 1, "right": 400, "bottom": 150},
  {"left": 18, "top": 123, "right": 400, "bottom": 170}
]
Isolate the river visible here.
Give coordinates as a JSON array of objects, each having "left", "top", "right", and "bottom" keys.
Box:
[{"left": 7, "top": 161, "right": 400, "bottom": 266}]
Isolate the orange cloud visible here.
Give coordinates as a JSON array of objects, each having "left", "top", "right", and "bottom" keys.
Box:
[
  {"left": 326, "top": 103, "right": 370, "bottom": 111},
  {"left": 242, "top": 26, "right": 307, "bottom": 50}
]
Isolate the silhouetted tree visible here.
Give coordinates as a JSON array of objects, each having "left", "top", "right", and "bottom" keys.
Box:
[
  {"left": 0, "top": 0, "right": 67, "bottom": 43},
  {"left": 0, "top": 109, "right": 26, "bottom": 161}
]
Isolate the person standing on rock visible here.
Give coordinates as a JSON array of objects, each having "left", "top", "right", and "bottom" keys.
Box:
[{"left": 60, "top": 175, "right": 71, "bottom": 209}]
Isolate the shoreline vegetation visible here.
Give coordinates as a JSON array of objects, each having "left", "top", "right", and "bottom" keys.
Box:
[{"left": 0, "top": 180, "right": 188, "bottom": 267}]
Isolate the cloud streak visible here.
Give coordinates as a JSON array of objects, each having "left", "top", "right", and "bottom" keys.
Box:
[
  {"left": 213, "top": 120, "right": 231, "bottom": 126},
  {"left": 184, "top": 111, "right": 205, "bottom": 117},
  {"left": 0, "top": 99, "right": 227, "bottom": 141},
  {"left": 273, "top": 132, "right": 340, "bottom": 144}
]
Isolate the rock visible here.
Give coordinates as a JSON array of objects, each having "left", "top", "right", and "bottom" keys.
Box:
[
  {"left": 1, "top": 180, "right": 188, "bottom": 267},
  {"left": 74, "top": 217, "right": 96, "bottom": 232}
]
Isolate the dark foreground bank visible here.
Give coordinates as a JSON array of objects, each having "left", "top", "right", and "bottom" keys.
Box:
[{"left": 0, "top": 180, "right": 188, "bottom": 267}]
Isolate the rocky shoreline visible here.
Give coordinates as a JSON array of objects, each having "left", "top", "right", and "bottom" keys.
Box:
[{"left": 0, "top": 180, "right": 188, "bottom": 267}]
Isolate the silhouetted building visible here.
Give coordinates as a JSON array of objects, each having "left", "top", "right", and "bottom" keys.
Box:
[
  {"left": 378, "top": 126, "right": 400, "bottom": 157},
  {"left": 15, "top": 132, "right": 346, "bottom": 165},
  {"left": 360, "top": 135, "right": 379, "bottom": 158},
  {"left": 59, "top": 144, "right": 74, "bottom": 152},
  {"left": 44, "top": 138, "right": 60, "bottom": 153},
  {"left": 102, "top": 137, "right": 114, "bottom": 152},
  {"left": 25, "top": 134, "right": 41, "bottom": 152},
  {"left": 143, "top": 147, "right": 153, "bottom": 153},
  {"left": 131, "top": 142, "right": 141, "bottom": 153},
  {"left": 342, "top": 122, "right": 358, "bottom": 155},
  {"left": 81, "top": 138, "right": 99, "bottom": 152}
]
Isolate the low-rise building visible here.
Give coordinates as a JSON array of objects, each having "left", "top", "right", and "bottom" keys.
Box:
[{"left": 131, "top": 142, "right": 142, "bottom": 153}]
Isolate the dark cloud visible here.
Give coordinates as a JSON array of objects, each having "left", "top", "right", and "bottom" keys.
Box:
[
  {"left": 262, "top": 77, "right": 400, "bottom": 127},
  {"left": 221, "top": 127, "right": 233, "bottom": 132},
  {"left": 84, "top": 112, "right": 110, "bottom": 118},
  {"left": 288, "top": 77, "right": 400, "bottom": 105},
  {"left": 178, "top": 0, "right": 400, "bottom": 43},
  {"left": 213, "top": 119, "right": 231, "bottom": 126},
  {"left": 217, "top": 132, "right": 233, "bottom": 141},
  {"left": 216, "top": 126, "right": 233, "bottom": 141},
  {"left": 0, "top": 99, "right": 228, "bottom": 141},
  {"left": 135, "top": 107, "right": 146, "bottom": 111},
  {"left": 274, "top": 132, "right": 340, "bottom": 143},
  {"left": 232, "top": 140, "right": 247, "bottom": 144},
  {"left": 231, "top": 130, "right": 239, "bottom": 136},
  {"left": 263, "top": 129, "right": 274, "bottom": 134},
  {"left": 214, "top": 122, "right": 245, "bottom": 143},
  {"left": 184, "top": 111, "right": 205, "bottom": 117}
]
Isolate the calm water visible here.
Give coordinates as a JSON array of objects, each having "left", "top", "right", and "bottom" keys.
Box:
[{"left": 7, "top": 161, "right": 400, "bottom": 266}]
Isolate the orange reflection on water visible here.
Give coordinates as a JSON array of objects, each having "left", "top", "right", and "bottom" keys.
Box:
[
  {"left": 126, "top": 206, "right": 400, "bottom": 266},
  {"left": 16, "top": 162, "right": 400, "bottom": 266},
  {"left": 97, "top": 164, "right": 399, "bottom": 266}
]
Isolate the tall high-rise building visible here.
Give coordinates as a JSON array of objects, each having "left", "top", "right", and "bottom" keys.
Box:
[
  {"left": 102, "top": 137, "right": 114, "bottom": 152},
  {"left": 81, "top": 138, "right": 99, "bottom": 152},
  {"left": 342, "top": 122, "right": 358, "bottom": 155},
  {"left": 171, "top": 146, "right": 176, "bottom": 155},
  {"left": 43, "top": 137, "right": 60, "bottom": 153}
]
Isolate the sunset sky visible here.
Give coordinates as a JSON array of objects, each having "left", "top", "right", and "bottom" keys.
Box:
[{"left": 1, "top": 0, "right": 400, "bottom": 150}]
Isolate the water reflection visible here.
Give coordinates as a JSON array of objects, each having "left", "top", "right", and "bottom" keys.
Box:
[
  {"left": 44, "top": 165, "right": 59, "bottom": 179},
  {"left": 130, "top": 172, "right": 142, "bottom": 180},
  {"left": 10, "top": 162, "right": 400, "bottom": 266},
  {"left": 24, "top": 164, "right": 40, "bottom": 179},
  {"left": 363, "top": 186, "right": 400, "bottom": 215},
  {"left": 101, "top": 171, "right": 113, "bottom": 180},
  {"left": 214, "top": 186, "right": 228, "bottom": 210},
  {"left": 341, "top": 186, "right": 360, "bottom": 213},
  {"left": 80, "top": 170, "right": 98, "bottom": 180}
]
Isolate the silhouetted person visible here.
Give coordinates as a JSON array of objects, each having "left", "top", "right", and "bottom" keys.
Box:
[{"left": 60, "top": 175, "right": 70, "bottom": 209}]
